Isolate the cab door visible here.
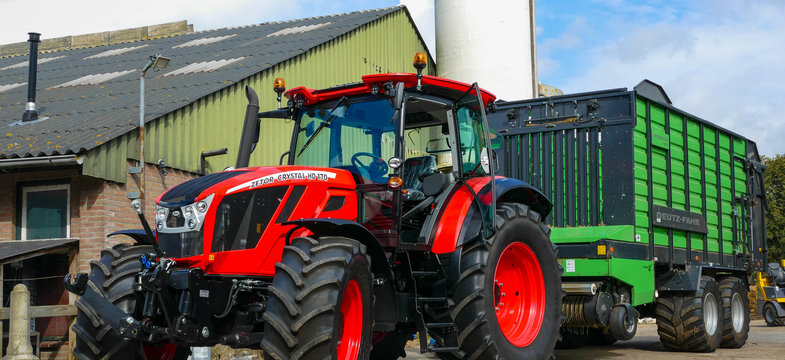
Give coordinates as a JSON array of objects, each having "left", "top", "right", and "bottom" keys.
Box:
[
  {"left": 455, "top": 83, "right": 496, "bottom": 238},
  {"left": 429, "top": 84, "right": 497, "bottom": 254}
]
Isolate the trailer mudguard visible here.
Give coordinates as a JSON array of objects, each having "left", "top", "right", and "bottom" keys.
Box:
[{"left": 430, "top": 176, "right": 552, "bottom": 254}]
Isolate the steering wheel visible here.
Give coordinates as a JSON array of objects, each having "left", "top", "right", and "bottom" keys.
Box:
[{"left": 351, "top": 152, "right": 389, "bottom": 180}]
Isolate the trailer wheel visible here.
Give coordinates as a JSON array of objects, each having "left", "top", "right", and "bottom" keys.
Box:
[
  {"left": 447, "top": 203, "right": 562, "bottom": 359},
  {"left": 262, "top": 236, "right": 373, "bottom": 360},
  {"left": 718, "top": 277, "right": 749, "bottom": 347},
  {"left": 72, "top": 244, "right": 189, "bottom": 360},
  {"left": 655, "top": 275, "right": 722, "bottom": 352},
  {"left": 763, "top": 302, "right": 785, "bottom": 327},
  {"left": 609, "top": 305, "right": 637, "bottom": 341}
]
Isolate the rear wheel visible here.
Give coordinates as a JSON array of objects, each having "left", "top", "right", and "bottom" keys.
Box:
[
  {"left": 262, "top": 236, "right": 373, "bottom": 360},
  {"left": 763, "top": 302, "right": 785, "bottom": 327},
  {"left": 655, "top": 276, "right": 722, "bottom": 352},
  {"left": 72, "top": 244, "right": 188, "bottom": 360},
  {"left": 447, "top": 203, "right": 562, "bottom": 359},
  {"left": 718, "top": 277, "right": 749, "bottom": 348}
]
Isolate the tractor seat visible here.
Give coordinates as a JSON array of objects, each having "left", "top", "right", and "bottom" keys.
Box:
[
  {"left": 767, "top": 263, "right": 785, "bottom": 287},
  {"left": 402, "top": 156, "right": 436, "bottom": 192}
]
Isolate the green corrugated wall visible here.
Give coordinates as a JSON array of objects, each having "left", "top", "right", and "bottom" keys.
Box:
[
  {"left": 82, "top": 9, "right": 436, "bottom": 183},
  {"left": 633, "top": 96, "right": 749, "bottom": 255}
]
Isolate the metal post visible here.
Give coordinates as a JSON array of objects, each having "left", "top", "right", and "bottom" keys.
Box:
[{"left": 139, "top": 72, "right": 146, "bottom": 210}]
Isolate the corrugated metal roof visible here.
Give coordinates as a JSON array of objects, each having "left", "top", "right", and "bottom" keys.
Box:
[
  {"left": 0, "top": 238, "right": 78, "bottom": 263},
  {"left": 0, "top": 6, "right": 402, "bottom": 158},
  {"left": 84, "top": 45, "right": 149, "bottom": 59},
  {"left": 0, "top": 55, "right": 65, "bottom": 70},
  {"left": 53, "top": 70, "right": 136, "bottom": 88},
  {"left": 173, "top": 34, "right": 237, "bottom": 48},
  {"left": 162, "top": 57, "right": 244, "bottom": 77},
  {"left": 0, "top": 82, "right": 25, "bottom": 93}
]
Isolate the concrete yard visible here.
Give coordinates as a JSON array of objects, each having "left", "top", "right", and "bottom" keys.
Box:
[{"left": 402, "top": 320, "right": 785, "bottom": 359}]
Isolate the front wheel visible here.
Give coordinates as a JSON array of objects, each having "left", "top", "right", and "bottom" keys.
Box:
[
  {"left": 72, "top": 244, "right": 189, "bottom": 360},
  {"left": 262, "top": 236, "right": 373, "bottom": 360},
  {"left": 763, "top": 302, "right": 785, "bottom": 327},
  {"left": 447, "top": 203, "right": 562, "bottom": 359}
]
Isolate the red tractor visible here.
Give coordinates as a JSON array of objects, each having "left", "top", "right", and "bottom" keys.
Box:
[{"left": 66, "top": 54, "right": 563, "bottom": 359}]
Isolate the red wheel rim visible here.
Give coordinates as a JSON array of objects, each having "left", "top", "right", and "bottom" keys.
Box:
[
  {"left": 337, "top": 279, "right": 363, "bottom": 359},
  {"left": 143, "top": 343, "right": 178, "bottom": 360},
  {"left": 493, "top": 242, "right": 545, "bottom": 347}
]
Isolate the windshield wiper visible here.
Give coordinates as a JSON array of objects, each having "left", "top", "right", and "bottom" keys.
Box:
[{"left": 297, "top": 96, "right": 348, "bottom": 157}]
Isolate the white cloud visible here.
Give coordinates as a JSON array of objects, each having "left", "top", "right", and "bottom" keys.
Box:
[{"left": 552, "top": 1, "right": 785, "bottom": 156}]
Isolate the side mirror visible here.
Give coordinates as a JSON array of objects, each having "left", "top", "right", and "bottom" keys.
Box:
[
  {"left": 480, "top": 148, "right": 500, "bottom": 174},
  {"left": 481, "top": 148, "right": 490, "bottom": 174},
  {"left": 394, "top": 82, "right": 405, "bottom": 110}
]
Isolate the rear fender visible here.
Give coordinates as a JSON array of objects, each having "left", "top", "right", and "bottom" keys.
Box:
[{"left": 430, "top": 177, "right": 552, "bottom": 254}]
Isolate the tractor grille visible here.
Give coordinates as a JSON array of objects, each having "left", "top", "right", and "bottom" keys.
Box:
[{"left": 211, "top": 186, "right": 288, "bottom": 252}]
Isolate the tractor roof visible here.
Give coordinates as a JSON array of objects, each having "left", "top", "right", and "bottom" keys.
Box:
[{"left": 284, "top": 73, "right": 496, "bottom": 107}]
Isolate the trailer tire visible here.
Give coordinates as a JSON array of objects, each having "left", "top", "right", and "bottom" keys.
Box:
[
  {"left": 446, "top": 203, "right": 562, "bottom": 359},
  {"left": 763, "top": 302, "right": 784, "bottom": 327},
  {"left": 655, "top": 276, "right": 722, "bottom": 352},
  {"left": 609, "top": 305, "right": 637, "bottom": 341},
  {"left": 262, "top": 236, "right": 373, "bottom": 360},
  {"left": 72, "top": 244, "right": 189, "bottom": 360},
  {"left": 718, "top": 277, "right": 749, "bottom": 348}
]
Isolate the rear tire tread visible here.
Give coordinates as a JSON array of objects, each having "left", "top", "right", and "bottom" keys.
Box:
[{"left": 655, "top": 275, "right": 722, "bottom": 352}]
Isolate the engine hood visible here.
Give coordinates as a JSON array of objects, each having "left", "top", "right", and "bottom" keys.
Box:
[{"left": 156, "top": 166, "right": 357, "bottom": 207}]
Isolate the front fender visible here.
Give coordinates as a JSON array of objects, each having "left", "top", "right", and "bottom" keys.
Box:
[{"left": 283, "top": 218, "right": 391, "bottom": 279}]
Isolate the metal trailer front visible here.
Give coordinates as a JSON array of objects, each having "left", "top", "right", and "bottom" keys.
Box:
[{"left": 487, "top": 81, "right": 767, "bottom": 308}]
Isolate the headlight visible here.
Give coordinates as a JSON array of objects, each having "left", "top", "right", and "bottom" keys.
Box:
[
  {"left": 187, "top": 219, "right": 197, "bottom": 230},
  {"left": 156, "top": 222, "right": 163, "bottom": 231},
  {"left": 184, "top": 206, "right": 194, "bottom": 218},
  {"left": 196, "top": 200, "right": 208, "bottom": 213},
  {"left": 157, "top": 207, "right": 167, "bottom": 220}
]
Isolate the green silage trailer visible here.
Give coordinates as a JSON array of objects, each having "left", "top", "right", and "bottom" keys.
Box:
[{"left": 487, "top": 80, "right": 768, "bottom": 352}]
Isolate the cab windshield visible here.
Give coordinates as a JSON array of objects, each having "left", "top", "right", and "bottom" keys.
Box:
[{"left": 293, "top": 97, "right": 397, "bottom": 183}]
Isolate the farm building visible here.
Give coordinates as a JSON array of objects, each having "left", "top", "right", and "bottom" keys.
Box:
[{"left": 0, "top": 6, "right": 433, "bottom": 358}]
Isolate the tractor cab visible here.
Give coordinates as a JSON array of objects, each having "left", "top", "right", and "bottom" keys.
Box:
[{"left": 243, "top": 57, "right": 500, "bottom": 249}]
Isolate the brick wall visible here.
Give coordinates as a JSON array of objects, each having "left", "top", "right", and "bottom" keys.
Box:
[
  {"left": 0, "top": 160, "right": 199, "bottom": 270},
  {"left": 0, "top": 160, "right": 199, "bottom": 360}
]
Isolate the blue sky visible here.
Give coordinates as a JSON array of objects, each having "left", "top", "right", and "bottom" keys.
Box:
[{"left": 1, "top": 0, "right": 783, "bottom": 155}]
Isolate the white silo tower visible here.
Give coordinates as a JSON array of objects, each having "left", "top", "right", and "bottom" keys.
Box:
[{"left": 434, "top": 0, "right": 538, "bottom": 100}]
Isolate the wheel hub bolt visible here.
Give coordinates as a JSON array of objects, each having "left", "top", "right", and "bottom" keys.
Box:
[{"left": 201, "top": 326, "right": 210, "bottom": 338}]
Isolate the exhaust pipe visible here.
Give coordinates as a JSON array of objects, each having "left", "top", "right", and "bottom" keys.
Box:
[
  {"left": 22, "top": 32, "right": 41, "bottom": 123},
  {"left": 235, "top": 86, "right": 260, "bottom": 168}
]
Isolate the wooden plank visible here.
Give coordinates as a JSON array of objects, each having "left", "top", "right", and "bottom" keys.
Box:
[{"left": 0, "top": 304, "right": 77, "bottom": 320}]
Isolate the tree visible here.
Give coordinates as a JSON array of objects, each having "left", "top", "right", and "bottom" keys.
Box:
[{"left": 762, "top": 154, "right": 785, "bottom": 263}]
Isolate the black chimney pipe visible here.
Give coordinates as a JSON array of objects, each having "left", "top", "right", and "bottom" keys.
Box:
[{"left": 22, "top": 32, "right": 41, "bottom": 122}]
